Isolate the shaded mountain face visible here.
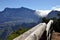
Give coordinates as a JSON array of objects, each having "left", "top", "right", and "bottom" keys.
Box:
[
  {"left": 0, "top": 7, "right": 42, "bottom": 23},
  {"left": 46, "top": 10, "right": 60, "bottom": 19}
]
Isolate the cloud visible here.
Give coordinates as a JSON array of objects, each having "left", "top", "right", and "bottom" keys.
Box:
[
  {"left": 52, "top": 6, "right": 60, "bottom": 11},
  {"left": 36, "top": 6, "right": 60, "bottom": 17},
  {"left": 36, "top": 10, "right": 51, "bottom": 17}
]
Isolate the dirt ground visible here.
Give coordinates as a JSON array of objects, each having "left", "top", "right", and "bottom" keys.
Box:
[{"left": 51, "top": 32, "right": 60, "bottom": 40}]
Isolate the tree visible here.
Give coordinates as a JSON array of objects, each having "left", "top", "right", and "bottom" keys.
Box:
[{"left": 42, "top": 17, "right": 49, "bottom": 23}]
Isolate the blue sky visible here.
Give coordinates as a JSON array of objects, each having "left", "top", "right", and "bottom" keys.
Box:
[{"left": 0, "top": 0, "right": 60, "bottom": 11}]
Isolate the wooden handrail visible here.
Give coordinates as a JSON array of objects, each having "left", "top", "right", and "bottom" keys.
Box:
[
  {"left": 46, "top": 20, "right": 53, "bottom": 40},
  {"left": 13, "top": 23, "right": 46, "bottom": 40}
]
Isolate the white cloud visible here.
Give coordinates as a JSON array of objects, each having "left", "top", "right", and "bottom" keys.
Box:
[
  {"left": 52, "top": 6, "right": 60, "bottom": 11},
  {"left": 36, "top": 6, "right": 60, "bottom": 17},
  {"left": 36, "top": 10, "right": 51, "bottom": 17}
]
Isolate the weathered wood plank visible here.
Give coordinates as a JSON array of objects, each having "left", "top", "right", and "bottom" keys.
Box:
[
  {"left": 46, "top": 20, "right": 53, "bottom": 40},
  {"left": 13, "top": 23, "right": 46, "bottom": 40}
]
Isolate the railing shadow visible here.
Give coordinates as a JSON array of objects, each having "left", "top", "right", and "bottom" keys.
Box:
[{"left": 39, "top": 31, "right": 47, "bottom": 40}]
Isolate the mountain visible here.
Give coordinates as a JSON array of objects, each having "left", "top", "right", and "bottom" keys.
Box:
[
  {"left": 0, "top": 7, "right": 42, "bottom": 40},
  {"left": 0, "top": 7, "right": 42, "bottom": 23},
  {"left": 46, "top": 10, "right": 60, "bottom": 19},
  {"left": 0, "top": 7, "right": 42, "bottom": 30}
]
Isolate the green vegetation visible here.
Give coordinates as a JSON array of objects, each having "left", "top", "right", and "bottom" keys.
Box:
[
  {"left": 0, "top": 38, "right": 2, "bottom": 40},
  {"left": 53, "top": 18, "right": 60, "bottom": 32},
  {"left": 42, "top": 17, "right": 60, "bottom": 32},
  {"left": 7, "top": 27, "right": 29, "bottom": 40},
  {"left": 42, "top": 17, "right": 49, "bottom": 23}
]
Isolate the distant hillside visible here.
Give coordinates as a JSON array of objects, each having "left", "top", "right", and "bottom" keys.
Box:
[
  {"left": 0, "top": 7, "right": 42, "bottom": 23},
  {"left": 0, "top": 7, "right": 42, "bottom": 40},
  {"left": 46, "top": 10, "right": 60, "bottom": 19}
]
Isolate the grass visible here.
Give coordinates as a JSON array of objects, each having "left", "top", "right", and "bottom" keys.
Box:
[{"left": 7, "top": 27, "right": 29, "bottom": 40}]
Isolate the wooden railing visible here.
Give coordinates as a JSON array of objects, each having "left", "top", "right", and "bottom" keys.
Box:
[
  {"left": 13, "top": 20, "right": 53, "bottom": 40},
  {"left": 46, "top": 20, "right": 53, "bottom": 40}
]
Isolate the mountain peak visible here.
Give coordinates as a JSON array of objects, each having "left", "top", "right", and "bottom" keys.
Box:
[
  {"left": 2, "top": 7, "right": 35, "bottom": 12},
  {"left": 20, "top": 7, "right": 27, "bottom": 9},
  {"left": 20, "top": 7, "right": 35, "bottom": 11}
]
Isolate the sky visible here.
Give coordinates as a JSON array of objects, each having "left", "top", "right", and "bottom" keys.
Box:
[{"left": 0, "top": 0, "right": 60, "bottom": 11}]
